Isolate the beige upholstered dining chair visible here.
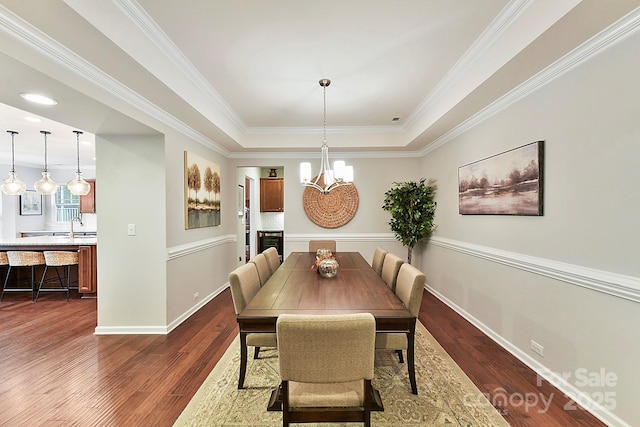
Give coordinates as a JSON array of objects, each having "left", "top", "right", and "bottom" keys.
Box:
[
  {"left": 249, "top": 253, "right": 271, "bottom": 287},
  {"left": 375, "top": 262, "right": 425, "bottom": 393},
  {"left": 277, "top": 313, "right": 377, "bottom": 427},
  {"left": 371, "top": 247, "right": 387, "bottom": 277},
  {"left": 380, "top": 253, "right": 403, "bottom": 292},
  {"left": 262, "top": 247, "right": 281, "bottom": 274},
  {"left": 228, "top": 262, "right": 277, "bottom": 362},
  {"left": 308, "top": 239, "right": 336, "bottom": 253}
]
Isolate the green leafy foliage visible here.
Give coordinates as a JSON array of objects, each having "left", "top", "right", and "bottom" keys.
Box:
[{"left": 382, "top": 178, "right": 437, "bottom": 264}]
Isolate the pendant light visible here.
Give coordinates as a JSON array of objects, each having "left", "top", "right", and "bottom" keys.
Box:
[
  {"left": 2, "top": 130, "right": 27, "bottom": 196},
  {"left": 34, "top": 130, "right": 59, "bottom": 195},
  {"left": 66, "top": 130, "right": 91, "bottom": 196},
  {"left": 300, "top": 79, "right": 354, "bottom": 194}
]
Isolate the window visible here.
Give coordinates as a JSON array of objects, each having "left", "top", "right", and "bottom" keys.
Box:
[{"left": 55, "top": 185, "right": 80, "bottom": 222}]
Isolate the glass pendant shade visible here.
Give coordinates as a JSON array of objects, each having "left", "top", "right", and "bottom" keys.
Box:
[
  {"left": 34, "top": 171, "right": 59, "bottom": 195},
  {"left": 67, "top": 172, "right": 91, "bottom": 196},
  {"left": 34, "top": 130, "right": 59, "bottom": 195},
  {"left": 2, "top": 130, "right": 26, "bottom": 196},
  {"left": 300, "top": 162, "right": 312, "bottom": 184},
  {"left": 2, "top": 171, "right": 26, "bottom": 195},
  {"left": 67, "top": 130, "right": 91, "bottom": 196}
]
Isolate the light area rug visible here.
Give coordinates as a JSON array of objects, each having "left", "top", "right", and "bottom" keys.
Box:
[{"left": 174, "top": 321, "right": 509, "bottom": 426}]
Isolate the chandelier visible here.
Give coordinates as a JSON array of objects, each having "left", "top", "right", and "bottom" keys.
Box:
[
  {"left": 2, "top": 130, "right": 27, "bottom": 195},
  {"left": 300, "top": 79, "right": 353, "bottom": 194},
  {"left": 67, "top": 130, "right": 91, "bottom": 196},
  {"left": 34, "top": 130, "right": 59, "bottom": 195}
]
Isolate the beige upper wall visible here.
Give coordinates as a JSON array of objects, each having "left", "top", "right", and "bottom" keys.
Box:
[
  {"left": 419, "top": 26, "right": 640, "bottom": 426},
  {"left": 233, "top": 156, "right": 423, "bottom": 234}
]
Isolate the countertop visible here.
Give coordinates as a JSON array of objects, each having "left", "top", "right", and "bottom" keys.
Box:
[
  {"left": 20, "top": 230, "right": 97, "bottom": 236},
  {"left": 0, "top": 236, "right": 97, "bottom": 246}
]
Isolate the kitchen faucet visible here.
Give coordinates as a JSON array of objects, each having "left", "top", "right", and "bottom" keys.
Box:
[{"left": 70, "top": 215, "right": 83, "bottom": 239}]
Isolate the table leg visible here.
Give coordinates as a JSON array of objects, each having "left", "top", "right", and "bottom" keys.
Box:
[
  {"left": 408, "top": 320, "right": 418, "bottom": 394},
  {"left": 238, "top": 331, "right": 248, "bottom": 389}
]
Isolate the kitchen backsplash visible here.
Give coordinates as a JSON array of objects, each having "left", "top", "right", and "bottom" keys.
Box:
[{"left": 260, "top": 212, "right": 284, "bottom": 230}]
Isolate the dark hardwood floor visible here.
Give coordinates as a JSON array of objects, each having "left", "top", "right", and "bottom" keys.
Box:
[{"left": 0, "top": 288, "right": 605, "bottom": 426}]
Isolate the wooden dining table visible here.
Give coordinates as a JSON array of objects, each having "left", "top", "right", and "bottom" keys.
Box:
[{"left": 236, "top": 251, "right": 418, "bottom": 407}]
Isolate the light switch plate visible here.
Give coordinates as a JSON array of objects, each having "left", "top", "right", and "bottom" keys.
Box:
[{"left": 127, "top": 224, "right": 136, "bottom": 236}]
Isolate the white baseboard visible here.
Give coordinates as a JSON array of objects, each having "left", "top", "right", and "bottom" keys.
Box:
[
  {"left": 426, "top": 285, "right": 630, "bottom": 427},
  {"left": 94, "top": 285, "right": 228, "bottom": 335}
]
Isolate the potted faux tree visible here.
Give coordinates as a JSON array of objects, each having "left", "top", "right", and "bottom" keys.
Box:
[{"left": 382, "top": 178, "right": 437, "bottom": 264}]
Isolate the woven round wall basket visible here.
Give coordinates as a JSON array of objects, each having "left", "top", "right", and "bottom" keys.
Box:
[{"left": 303, "top": 175, "right": 359, "bottom": 228}]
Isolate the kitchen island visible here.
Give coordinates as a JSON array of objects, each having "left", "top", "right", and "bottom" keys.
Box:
[{"left": 0, "top": 236, "right": 97, "bottom": 295}]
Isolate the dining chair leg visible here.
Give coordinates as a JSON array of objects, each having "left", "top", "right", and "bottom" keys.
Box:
[
  {"left": 254, "top": 346, "right": 261, "bottom": 359},
  {"left": 238, "top": 332, "right": 248, "bottom": 389},
  {"left": 396, "top": 349, "right": 404, "bottom": 363},
  {"left": 408, "top": 324, "right": 418, "bottom": 394}
]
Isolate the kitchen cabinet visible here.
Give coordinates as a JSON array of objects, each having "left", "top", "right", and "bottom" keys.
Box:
[
  {"left": 80, "top": 179, "right": 96, "bottom": 213},
  {"left": 260, "top": 178, "right": 284, "bottom": 212},
  {"left": 78, "top": 245, "right": 97, "bottom": 293}
]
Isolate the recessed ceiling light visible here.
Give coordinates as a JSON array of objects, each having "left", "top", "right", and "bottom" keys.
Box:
[
  {"left": 20, "top": 92, "right": 58, "bottom": 106},
  {"left": 24, "top": 116, "right": 41, "bottom": 123},
  {"left": 392, "top": 117, "right": 400, "bottom": 122}
]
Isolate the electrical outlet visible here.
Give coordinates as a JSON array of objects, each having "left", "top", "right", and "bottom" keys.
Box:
[
  {"left": 193, "top": 292, "right": 199, "bottom": 301},
  {"left": 531, "top": 339, "right": 544, "bottom": 357}
]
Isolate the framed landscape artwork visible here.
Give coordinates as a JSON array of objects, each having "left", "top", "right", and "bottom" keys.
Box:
[
  {"left": 184, "top": 151, "right": 221, "bottom": 229},
  {"left": 20, "top": 190, "right": 42, "bottom": 215},
  {"left": 458, "top": 141, "right": 544, "bottom": 215}
]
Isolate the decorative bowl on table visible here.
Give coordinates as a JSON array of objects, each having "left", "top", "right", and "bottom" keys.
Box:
[
  {"left": 316, "top": 248, "right": 333, "bottom": 258},
  {"left": 317, "top": 258, "right": 339, "bottom": 278}
]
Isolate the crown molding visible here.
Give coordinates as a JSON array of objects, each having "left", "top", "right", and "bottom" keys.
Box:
[
  {"left": 0, "top": 4, "right": 231, "bottom": 158},
  {"left": 113, "top": 0, "right": 247, "bottom": 133},
  {"left": 405, "top": 0, "right": 533, "bottom": 128},
  {"left": 420, "top": 6, "right": 640, "bottom": 156},
  {"left": 227, "top": 149, "right": 421, "bottom": 160}
]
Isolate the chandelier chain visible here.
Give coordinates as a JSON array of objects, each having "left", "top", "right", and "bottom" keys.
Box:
[
  {"left": 323, "top": 82, "right": 327, "bottom": 145},
  {"left": 40, "top": 130, "right": 50, "bottom": 172},
  {"left": 73, "top": 130, "right": 83, "bottom": 174},
  {"left": 7, "top": 130, "right": 17, "bottom": 173}
]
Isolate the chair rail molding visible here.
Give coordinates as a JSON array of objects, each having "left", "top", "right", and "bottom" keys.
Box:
[
  {"left": 167, "top": 234, "right": 236, "bottom": 260},
  {"left": 285, "top": 232, "right": 397, "bottom": 243},
  {"left": 430, "top": 236, "right": 640, "bottom": 304}
]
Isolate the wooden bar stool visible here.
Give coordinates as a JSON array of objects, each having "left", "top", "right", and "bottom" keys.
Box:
[
  {"left": 1, "top": 251, "right": 46, "bottom": 302},
  {"left": 36, "top": 251, "right": 79, "bottom": 302}
]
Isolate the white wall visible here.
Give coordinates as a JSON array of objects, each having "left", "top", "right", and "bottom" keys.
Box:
[
  {"left": 418, "top": 27, "right": 640, "bottom": 427},
  {"left": 94, "top": 134, "right": 168, "bottom": 332}
]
